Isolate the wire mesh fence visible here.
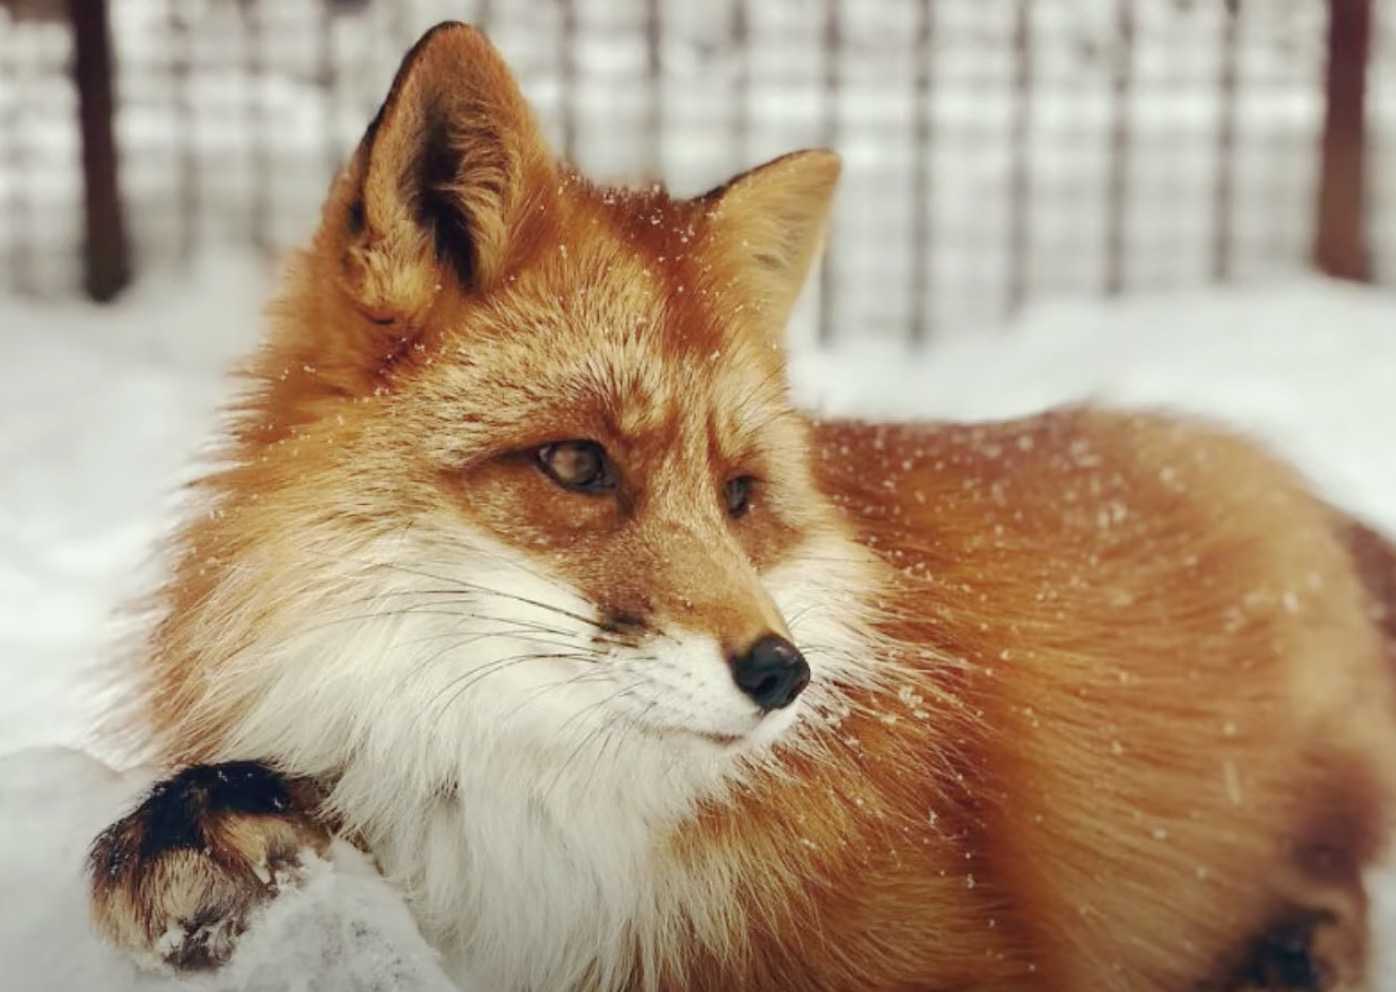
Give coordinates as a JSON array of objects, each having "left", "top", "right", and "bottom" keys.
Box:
[{"left": 0, "top": 0, "right": 1389, "bottom": 347}]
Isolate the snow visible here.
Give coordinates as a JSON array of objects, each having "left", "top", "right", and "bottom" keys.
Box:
[
  {"left": 0, "top": 748, "right": 458, "bottom": 991},
  {"left": 0, "top": 255, "right": 270, "bottom": 763},
  {"left": 2, "top": 258, "right": 1396, "bottom": 987}
]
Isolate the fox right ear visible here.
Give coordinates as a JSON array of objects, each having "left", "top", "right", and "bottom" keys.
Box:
[
  {"left": 701, "top": 149, "right": 841, "bottom": 334},
  {"left": 333, "top": 22, "right": 554, "bottom": 323}
]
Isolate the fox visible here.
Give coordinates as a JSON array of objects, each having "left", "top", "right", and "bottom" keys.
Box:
[{"left": 85, "top": 21, "right": 1396, "bottom": 992}]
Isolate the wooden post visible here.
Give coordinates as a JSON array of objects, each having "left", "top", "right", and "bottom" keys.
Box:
[
  {"left": 1313, "top": 0, "right": 1371, "bottom": 282},
  {"left": 70, "top": 0, "right": 130, "bottom": 301}
]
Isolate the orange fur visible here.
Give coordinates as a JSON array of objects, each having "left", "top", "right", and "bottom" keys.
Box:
[{"left": 110, "top": 22, "right": 1396, "bottom": 992}]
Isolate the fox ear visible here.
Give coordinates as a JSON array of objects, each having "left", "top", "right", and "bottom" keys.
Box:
[
  {"left": 703, "top": 149, "right": 841, "bottom": 332},
  {"left": 335, "top": 22, "right": 553, "bottom": 320}
]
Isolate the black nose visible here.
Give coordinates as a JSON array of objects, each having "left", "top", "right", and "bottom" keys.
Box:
[{"left": 731, "top": 635, "right": 810, "bottom": 711}]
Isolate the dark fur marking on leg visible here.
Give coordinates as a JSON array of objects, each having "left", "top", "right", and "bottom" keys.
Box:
[
  {"left": 1238, "top": 916, "right": 1325, "bottom": 989},
  {"left": 138, "top": 762, "right": 299, "bottom": 857},
  {"left": 1206, "top": 910, "right": 1344, "bottom": 992},
  {"left": 90, "top": 761, "right": 307, "bottom": 884},
  {"left": 87, "top": 761, "right": 328, "bottom": 971}
]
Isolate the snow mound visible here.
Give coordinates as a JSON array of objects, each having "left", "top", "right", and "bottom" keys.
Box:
[{"left": 0, "top": 748, "right": 459, "bottom": 992}]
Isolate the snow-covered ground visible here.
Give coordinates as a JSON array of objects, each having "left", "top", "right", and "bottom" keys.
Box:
[
  {"left": 0, "top": 750, "right": 459, "bottom": 991},
  {"left": 2, "top": 259, "right": 1395, "bottom": 989}
]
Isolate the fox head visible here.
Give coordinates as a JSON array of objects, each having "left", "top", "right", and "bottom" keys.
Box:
[{"left": 148, "top": 24, "right": 880, "bottom": 835}]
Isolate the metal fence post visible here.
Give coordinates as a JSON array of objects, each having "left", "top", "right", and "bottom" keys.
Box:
[
  {"left": 817, "top": 0, "right": 839, "bottom": 347},
  {"left": 1006, "top": 0, "right": 1032, "bottom": 317},
  {"left": 1212, "top": 0, "right": 1240, "bottom": 283},
  {"left": 1103, "top": 0, "right": 1134, "bottom": 296},
  {"left": 908, "top": 0, "right": 934, "bottom": 344}
]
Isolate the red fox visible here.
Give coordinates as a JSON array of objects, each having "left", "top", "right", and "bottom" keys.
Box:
[{"left": 87, "top": 22, "right": 1396, "bottom": 992}]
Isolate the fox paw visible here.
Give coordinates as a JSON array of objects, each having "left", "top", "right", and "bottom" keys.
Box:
[{"left": 87, "top": 761, "right": 328, "bottom": 970}]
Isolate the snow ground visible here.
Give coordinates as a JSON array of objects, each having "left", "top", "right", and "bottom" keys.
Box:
[
  {"left": 0, "top": 749, "right": 460, "bottom": 991},
  {"left": 1, "top": 259, "right": 1395, "bottom": 988}
]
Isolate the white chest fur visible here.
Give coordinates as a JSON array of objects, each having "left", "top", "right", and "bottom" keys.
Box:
[
  {"left": 362, "top": 751, "right": 705, "bottom": 992},
  {"left": 207, "top": 529, "right": 883, "bottom": 991}
]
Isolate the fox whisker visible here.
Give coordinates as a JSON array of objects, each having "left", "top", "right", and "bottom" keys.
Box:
[
  {"left": 420, "top": 650, "right": 610, "bottom": 736},
  {"left": 539, "top": 684, "right": 642, "bottom": 803}
]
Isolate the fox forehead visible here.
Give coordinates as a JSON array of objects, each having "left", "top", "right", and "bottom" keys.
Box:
[{"left": 410, "top": 203, "right": 789, "bottom": 465}]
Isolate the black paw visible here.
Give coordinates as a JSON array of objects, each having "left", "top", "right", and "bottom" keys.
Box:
[{"left": 87, "top": 761, "right": 328, "bottom": 970}]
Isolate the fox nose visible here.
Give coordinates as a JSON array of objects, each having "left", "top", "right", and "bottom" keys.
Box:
[{"left": 731, "top": 635, "right": 810, "bottom": 711}]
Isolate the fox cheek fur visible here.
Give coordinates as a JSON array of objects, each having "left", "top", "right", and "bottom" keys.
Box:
[{"left": 89, "top": 20, "right": 1396, "bottom": 992}]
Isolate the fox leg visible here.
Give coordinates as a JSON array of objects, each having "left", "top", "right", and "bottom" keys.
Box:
[
  {"left": 1212, "top": 865, "right": 1371, "bottom": 992},
  {"left": 87, "top": 761, "right": 329, "bottom": 970},
  {"left": 1218, "top": 913, "right": 1366, "bottom": 992}
]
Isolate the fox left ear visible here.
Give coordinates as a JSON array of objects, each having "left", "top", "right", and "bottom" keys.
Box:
[
  {"left": 333, "top": 22, "right": 554, "bottom": 322},
  {"left": 702, "top": 149, "right": 841, "bottom": 332}
]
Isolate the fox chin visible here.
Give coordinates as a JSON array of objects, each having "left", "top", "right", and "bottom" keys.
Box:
[{"left": 86, "top": 21, "right": 1396, "bottom": 992}]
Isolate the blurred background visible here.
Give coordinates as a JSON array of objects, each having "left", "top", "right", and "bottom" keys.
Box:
[{"left": 1, "top": 0, "right": 1391, "bottom": 344}]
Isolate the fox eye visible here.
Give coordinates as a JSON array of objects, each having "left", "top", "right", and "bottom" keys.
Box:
[
  {"left": 725, "top": 475, "right": 756, "bottom": 518},
  {"left": 537, "top": 440, "right": 615, "bottom": 493}
]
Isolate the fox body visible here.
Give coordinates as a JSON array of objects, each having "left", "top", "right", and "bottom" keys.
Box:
[{"left": 88, "top": 23, "right": 1396, "bottom": 992}]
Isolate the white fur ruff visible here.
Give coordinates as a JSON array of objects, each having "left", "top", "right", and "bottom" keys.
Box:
[{"left": 184, "top": 518, "right": 884, "bottom": 991}]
